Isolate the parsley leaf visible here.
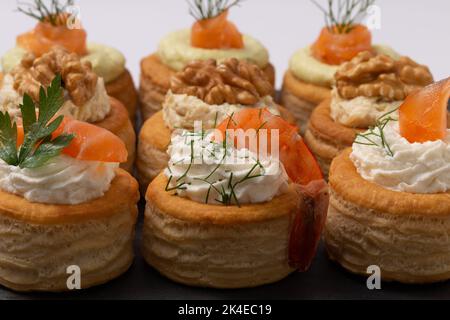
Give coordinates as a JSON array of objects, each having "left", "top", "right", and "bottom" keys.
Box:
[
  {"left": 0, "top": 74, "right": 75, "bottom": 168},
  {"left": 0, "top": 111, "right": 18, "bottom": 165}
]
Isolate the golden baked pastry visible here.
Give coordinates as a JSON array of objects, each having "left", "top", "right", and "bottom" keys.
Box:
[
  {"left": 139, "top": 54, "right": 276, "bottom": 121},
  {"left": 96, "top": 98, "right": 136, "bottom": 173},
  {"left": 105, "top": 69, "right": 138, "bottom": 121},
  {"left": 281, "top": 70, "right": 331, "bottom": 132},
  {"left": 0, "top": 169, "right": 139, "bottom": 292},
  {"left": 304, "top": 99, "right": 363, "bottom": 176},
  {"left": 141, "top": 105, "right": 330, "bottom": 288},
  {"left": 142, "top": 173, "right": 298, "bottom": 288},
  {"left": 325, "top": 150, "right": 450, "bottom": 283}
]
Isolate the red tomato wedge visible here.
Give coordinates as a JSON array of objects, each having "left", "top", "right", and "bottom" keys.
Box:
[
  {"left": 17, "top": 20, "right": 87, "bottom": 57},
  {"left": 312, "top": 24, "right": 372, "bottom": 65},
  {"left": 215, "top": 108, "right": 328, "bottom": 271},
  {"left": 191, "top": 10, "right": 244, "bottom": 49},
  {"left": 399, "top": 78, "right": 450, "bottom": 143},
  {"left": 16, "top": 117, "right": 127, "bottom": 163}
]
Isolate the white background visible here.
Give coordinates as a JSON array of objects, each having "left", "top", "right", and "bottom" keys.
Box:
[{"left": 0, "top": 0, "right": 448, "bottom": 88}]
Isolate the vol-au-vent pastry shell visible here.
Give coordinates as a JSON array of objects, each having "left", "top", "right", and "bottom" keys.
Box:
[
  {"left": 325, "top": 149, "right": 450, "bottom": 283},
  {"left": 142, "top": 174, "right": 299, "bottom": 288},
  {"left": 0, "top": 169, "right": 139, "bottom": 292}
]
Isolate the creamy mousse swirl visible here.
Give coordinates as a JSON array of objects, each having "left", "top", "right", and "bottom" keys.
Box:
[
  {"left": 0, "top": 155, "right": 119, "bottom": 205},
  {"left": 165, "top": 132, "right": 289, "bottom": 205},
  {"left": 351, "top": 122, "right": 450, "bottom": 194},
  {"left": 163, "top": 91, "right": 278, "bottom": 130}
]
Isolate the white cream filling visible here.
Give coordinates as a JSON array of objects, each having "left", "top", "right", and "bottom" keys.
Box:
[
  {"left": 0, "top": 155, "right": 119, "bottom": 205},
  {"left": 0, "top": 75, "right": 111, "bottom": 123},
  {"left": 165, "top": 132, "right": 289, "bottom": 205},
  {"left": 0, "top": 74, "right": 22, "bottom": 119},
  {"left": 351, "top": 122, "right": 450, "bottom": 194},
  {"left": 59, "top": 78, "right": 111, "bottom": 123},
  {"left": 330, "top": 88, "right": 402, "bottom": 128},
  {"left": 162, "top": 91, "right": 279, "bottom": 130}
]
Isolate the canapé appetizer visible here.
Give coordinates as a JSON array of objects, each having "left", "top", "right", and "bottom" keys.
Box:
[
  {"left": 281, "top": 0, "right": 398, "bottom": 132},
  {"left": 325, "top": 78, "right": 450, "bottom": 283},
  {"left": 142, "top": 108, "right": 329, "bottom": 288},
  {"left": 0, "top": 76, "right": 139, "bottom": 291},
  {"left": 139, "top": 0, "right": 275, "bottom": 121}
]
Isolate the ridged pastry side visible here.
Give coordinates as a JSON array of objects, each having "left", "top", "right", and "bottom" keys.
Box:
[
  {"left": 105, "top": 69, "right": 138, "bottom": 121},
  {"left": 326, "top": 190, "right": 450, "bottom": 283},
  {"left": 136, "top": 112, "right": 171, "bottom": 191},
  {"left": 303, "top": 129, "right": 336, "bottom": 177},
  {"left": 142, "top": 174, "right": 298, "bottom": 288},
  {"left": 137, "top": 142, "right": 169, "bottom": 194},
  {"left": 95, "top": 98, "right": 136, "bottom": 173},
  {"left": 139, "top": 71, "right": 167, "bottom": 121},
  {"left": 0, "top": 210, "right": 135, "bottom": 292},
  {"left": 280, "top": 71, "right": 331, "bottom": 133},
  {"left": 142, "top": 202, "right": 294, "bottom": 288},
  {"left": 0, "top": 170, "right": 139, "bottom": 292}
]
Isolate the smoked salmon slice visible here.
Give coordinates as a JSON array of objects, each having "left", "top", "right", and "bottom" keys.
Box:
[
  {"left": 17, "top": 21, "right": 87, "bottom": 57},
  {"left": 191, "top": 10, "right": 244, "bottom": 49},
  {"left": 17, "top": 117, "right": 127, "bottom": 163},
  {"left": 312, "top": 24, "right": 372, "bottom": 65},
  {"left": 399, "top": 78, "right": 450, "bottom": 143},
  {"left": 216, "top": 108, "right": 323, "bottom": 185}
]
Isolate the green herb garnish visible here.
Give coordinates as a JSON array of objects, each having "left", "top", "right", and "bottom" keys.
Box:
[
  {"left": 354, "top": 107, "right": 398, "bottom": 157},
  {"left": 17, "top": 0, "right": 75, "bottom": 26},
  {"left": 0, "top": 75, "right": 74, "bottom": 168},
  {"left": 188, "top": 0, "right": 243, "bottom": 20},
  {"left": 311, "top": 0, "right": 375, "bottom": 33}
]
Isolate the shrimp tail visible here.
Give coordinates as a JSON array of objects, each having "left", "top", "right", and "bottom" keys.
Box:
[{"left": 289, "top": 180, "right": 329, "bottom": 272}]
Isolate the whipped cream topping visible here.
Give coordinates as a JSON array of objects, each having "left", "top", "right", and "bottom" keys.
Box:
[
  {"left": 330, "top": 88, "right": 402, "bottom": 128},
  {"left": 162, "top": 91, "right": 279, "bottom": 130},
  {"left": 351, "top": 122, "right": 450, "bottom": 194},
  {"left": 165, "top": 131, "right": 289, "bottom": 205},
  {"left": 0, "top": 75, "right": 111, "bottom": 123},
  {"left": 59, "top": 78, "right": 111, "bottom": 123},
  {"left": 0, "top": 155, "right": 119, "bottom": 205}
]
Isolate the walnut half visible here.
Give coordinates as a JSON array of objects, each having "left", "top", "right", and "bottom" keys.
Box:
[
  {"left": 170, "top": 58, "right": 274, "bottom": 105},
  {"left": 12, "top": 47, "right": 98, "bottom": 106},
  {"left": 335, "top": 51, "right": 433, "bottom": 101}
]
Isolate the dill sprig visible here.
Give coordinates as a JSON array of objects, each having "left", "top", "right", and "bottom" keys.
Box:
[
  {"left": 165, "top": 124, "right": 266, "bottom": 207},
  {"left": 354, "top": 107, "right": 398, "bottom": 157},
  {"left": 187, "top": 0, "right": 243, "bottom": 20},
  {"left": 311, "top": 0, "right": 375, "bottom": 33},
  {"left": 17, "top": 0, "right": 75, "bottom": 26}
]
